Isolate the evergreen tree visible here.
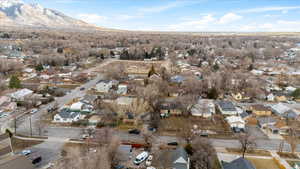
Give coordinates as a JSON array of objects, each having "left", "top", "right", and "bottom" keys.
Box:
[
  {"left": 9, "top": 75, "right": 21, "bottom": 89},
  {"left": 35, "top": 64, "right": 44, "bottom": 71}
]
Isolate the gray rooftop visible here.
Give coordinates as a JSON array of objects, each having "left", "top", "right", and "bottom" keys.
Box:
[
  {"left": 257, "top": 117, "right": 277, "bottom": 125},
  {"left": 58, "top": 109, "right": 80, "bottom": 119},
  {"left": 172, "top": 147, "right": 188, "bottom": 169},
  {"left": 223, "top": 157, "right": 256, "bottom": 169},
  {"left": 218, "top": 101, "right": 237, "bottom": 111}
]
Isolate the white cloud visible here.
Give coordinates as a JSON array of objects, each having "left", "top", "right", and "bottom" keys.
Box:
[
  {"left": 138, "top": 0, "right": 205, "bottom": 13},
  {"left": 55, "top": 0, "right": 81, "bottom": 4},
  {"left": 218, "top": 13, "right": 242, "bottom": 24},
  {"left": 239, "top": 6, "right": 300, "bottom": 13},
  {"left": 240, "top": 20, "right": 300, "bottom": 32},
  {"left": 117, "top": 14, "right": 143, "bottom": 21},
  {"left": 139, "top": 1, "right": 182, "bottom": 13},
  {"left": 167, "top": 14, "right": 216, "bottom": 31},
  {"left": 77, "top": 14, "right": 107, "bottom": 24}
]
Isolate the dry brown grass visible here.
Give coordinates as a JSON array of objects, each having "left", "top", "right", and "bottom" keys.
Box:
[
  {"left": 11, "top": 137, "right": 43, "bottom": 152},
  {"left": 226, "top": 148, "right": 271, "bottom": 156},
  {"left": 247, "top": 157, "right": 280, "bottom": 169},
  {"left": 277, "top": 152, "right": 299, "bottom": 159},
  {"left": 158, "top": 115, "right": 233, "bottom": 138}
]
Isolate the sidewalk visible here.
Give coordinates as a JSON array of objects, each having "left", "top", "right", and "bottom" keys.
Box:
[{"left": 270, "top": 150, "right": 293, "bottom": 169}]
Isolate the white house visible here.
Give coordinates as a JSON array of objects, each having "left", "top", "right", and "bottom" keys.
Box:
[
  {"left": 117, "top": 84, "right": 128, "bottom": 95},
  {"left": 53, "top": 109, "right": 81, "bottom": 123},
  {"left": 266, "top": 93, "right": 275, "bottom": 102},
  {"left": 96, "top": 80, "right": 114, "bottom": 93},
  {"left": 70, "top": 102, "right": 84, "bottom": 111},
  {"left": 226, "top": 116, "right": 245, "bottom": 130},
  {"left": 9, "top": 89, "right": 33, "bottom": 101},
  {"left": 191, "top": 99, "right": 215, "bottom": 118}
]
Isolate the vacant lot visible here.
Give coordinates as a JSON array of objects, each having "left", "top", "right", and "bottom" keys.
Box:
[
  {"left": 11, "top": 137, "right": 43, "bottom": 152},
  {"left": 247, "top": 157, "right": 280, "bottom": 169},
  {"left": 158, "top": 115, "right": 233, "bottom": 138}
]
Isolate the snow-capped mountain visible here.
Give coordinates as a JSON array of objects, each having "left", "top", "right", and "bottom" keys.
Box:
[{"left": 0, "top": 0, "right": 97, "bottom": 29}]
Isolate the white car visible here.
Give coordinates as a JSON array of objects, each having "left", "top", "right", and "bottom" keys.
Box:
[
  {"left": 30, "top": 109, "right": 38, "bottom": 114},
  {"left": 0, "top": 114, "right": 8, "bottom": 118},
  {"left": 133, "top": 151, "right": 149, "bottom": 165},
  {"left": 21, "top": 150, "right": 32, "bottom": 156},
  {"left": 146, "top": 155, "right": 153, "bottom": 166}
]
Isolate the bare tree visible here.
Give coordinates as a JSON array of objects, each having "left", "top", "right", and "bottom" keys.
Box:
[
  {"left": 190, "top": 137, "right": 218, "bottom": 169},
  {"left": 238, "top": 133, "right": 256, "bottom": 158}
]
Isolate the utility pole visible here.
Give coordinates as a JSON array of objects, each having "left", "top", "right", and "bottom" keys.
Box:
[
  {"left": 29, "top": 115, "right": 32, "bottom": 137},
  {"left": 14, "top": 117, "right": 17, "bottom": 135}
]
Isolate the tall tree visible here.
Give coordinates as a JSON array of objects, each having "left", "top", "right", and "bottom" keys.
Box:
[{"left": 9, "top": 75, "right": 21, "bottom": 89}]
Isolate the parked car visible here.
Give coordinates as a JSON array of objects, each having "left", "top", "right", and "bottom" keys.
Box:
[
  {"left": 114, "top": 165, "right": 125, "bottom": 169},
  {"left": 21, "top": 150, "right": 32, "bottom": 156},
  {"left": 0, "top": 114, "right": 8, "bottom": 118},
  {"left": 146, "top": 155, "right": 153, "bottom": 166},
  {"left": 81, "top": 134, "right": 89, "bottom": 139},
  {"left": 167, "top": 142, "right": 178, "bottom": 146},
  {"left": 128, "top": 129, "right": 140, "bottom": 135},
  {"left": 133, "top": 151, "right": 149, "bottom": 165},
  {"left": 30, "top": 109, "right": 38, "bottom": 114}
]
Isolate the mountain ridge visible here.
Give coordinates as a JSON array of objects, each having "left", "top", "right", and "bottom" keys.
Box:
[{"left": 0, "top": 0, "right": 107, "bottom": 30}]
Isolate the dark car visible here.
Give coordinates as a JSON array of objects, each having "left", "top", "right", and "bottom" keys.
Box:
[
  {"left": 128, "top": 129, "right": 140, "bottom": 135},
  {"left": 80, "top": 87, "right": 85, "bottom": 91},
  {"left": 167, "top": 142, "right": 178, "bottom": 146}
]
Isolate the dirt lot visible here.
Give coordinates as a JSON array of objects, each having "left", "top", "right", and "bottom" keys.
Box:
[
  {"left": 11, "top": 137, "right": 43, "bottom": 152},
  {"left": 247, "top": 157, "right": 280, "bottom": 169},
  {"left": 158, "top": 115, "right": 233, "bottom": 138},
  {"left": 277, "top": 152, "right": 299, "bottom": 159},
  {"left": 226, "top": 148, "right": 271, "bottom": 156}
]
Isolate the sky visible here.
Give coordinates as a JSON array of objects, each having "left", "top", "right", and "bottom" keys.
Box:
[{"left": 24, "top": 0, "right": 300, "bottom": 32}]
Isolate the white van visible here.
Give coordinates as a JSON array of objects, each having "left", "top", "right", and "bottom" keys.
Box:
[{"left": 133, "top": 151, "right": 149, "bottom": 165}]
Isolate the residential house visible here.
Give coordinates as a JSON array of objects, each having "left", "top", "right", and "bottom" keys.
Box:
[
  {"left": 250, "top": 104, "right": 272, "bottom": 116},
  {"left": 172, "top": 147, "right": 190, "bottom": 169},
  {"left": 274, "top": 121, "right": 290, "bottom": 135},
  {"left": 191, "top": 99, "right": 215, "bottom": 118},
  {"left": 275, "top": 95, "right": 287, "bottom": 102},
  {"left": 223, "top": 157, "right": 256, "bottom": 169},
  {"left": 53, "top": 109, "right": 81, "bottom": 123},
  {"left": 170, "top": 75, "right": 185, "bottom": 84},
  {"left": 217, "top": 101, "right": 238, "bottom": 115},
  {"left": 257, "top": 117, "right": 277, "bottom": 128},
  {"left": 266, "top": 93, "right": 275, "bottom": 102},
  {"left": 80, "top": 95, "right": 97, "bottom": 105},
  {"left": 70, "top": 101, "right": 93, "bottom": 113},
  {"left": 0, "top": 96, "right": 10, "bottom": 106},
  {"left": 160, "top": 102, "right": 182, "bottom": 117},
  {"left": 117, "top": 84, "right": 128, "bottom": 95},
  {"left": 231, "top": 92, "right": 250, "bottom": 101},
  {"left": 270, "top": 103, "right": 291, "bottom": 116},
  {"left": 240, "top": 112, "right": 251, "bottom": 122},
  {"left": 226, "top": 116, "right": 246, "bottom": 131},
  {"left": 0, "top": 96, "right": 16, "bottom": 112},
  {"left": 95, "top": 80, "right": 116, "bottom": 93},
  {"left": 9, "top": 89, "right": 33, "bottom": 101},
  {"left": 283, "top": 109, "right": 300, "bottom": 120}
]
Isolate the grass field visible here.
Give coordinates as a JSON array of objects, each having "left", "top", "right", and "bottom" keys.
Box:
[{"left": 247, "top": 157, "right": 280, "bottom": 169}]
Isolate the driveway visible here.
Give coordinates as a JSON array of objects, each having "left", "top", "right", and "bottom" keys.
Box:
[{"left": 246, "top": 125, "right": 268, "bottom": 139}]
